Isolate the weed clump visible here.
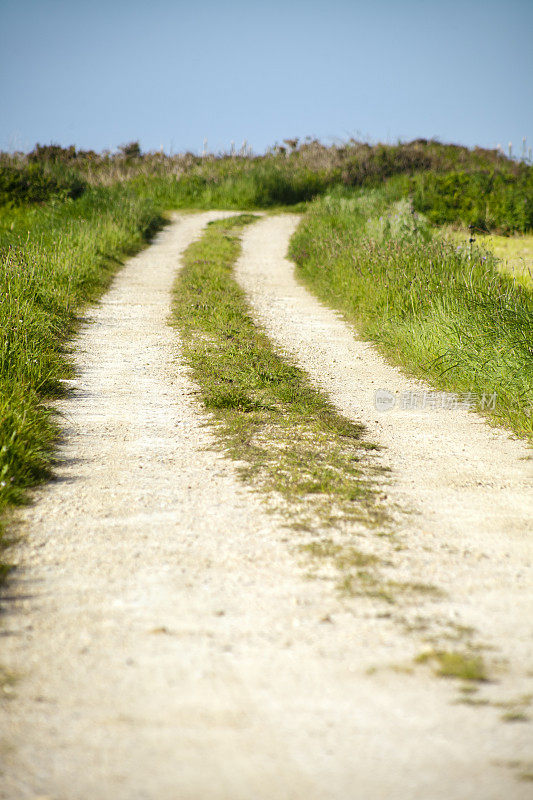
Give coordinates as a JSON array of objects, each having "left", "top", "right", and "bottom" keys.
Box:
[{"left": 415, "top": 649, "right": 488, "bottom": 682}]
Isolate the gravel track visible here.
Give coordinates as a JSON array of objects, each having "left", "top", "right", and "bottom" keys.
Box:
[{"left": 1, "top": 213, "right": 532, "bottom": 799}]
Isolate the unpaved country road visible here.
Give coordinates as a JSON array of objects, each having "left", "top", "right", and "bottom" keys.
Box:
[{"left": 1, "top": 213, "right": 532, "bottom": 800}]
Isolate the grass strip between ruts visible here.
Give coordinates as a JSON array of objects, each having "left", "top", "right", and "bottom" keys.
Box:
[{"left": 172, "top": 214, "right": 387, "bottom": 534}]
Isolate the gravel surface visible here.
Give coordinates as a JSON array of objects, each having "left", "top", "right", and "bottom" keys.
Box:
[{"left": 1, "top": 213, "right": 532, "bottom": 799}]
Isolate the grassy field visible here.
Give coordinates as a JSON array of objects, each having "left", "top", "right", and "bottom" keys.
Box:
[{"left": 483, "top": 233, "right": 533, "bottom": 285}]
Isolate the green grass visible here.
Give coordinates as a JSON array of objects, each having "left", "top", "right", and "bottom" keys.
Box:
[
  {"left": 2, "top": 138, "right": 532, "bottom": 591},
  {"left": 172, "top": 216, "right": 452, "bottom": 606},
  {"left": 501, "top": 710, "right": 529, "bottom": 723},
  {"left": 290, "top": 193, "right": 533, "bottom": 439},
  {"left": 0, "top": 184, "right": 165, "bottom": 580},
  {"left": 130, "top": 161, "right": 328, "bottom": 210},
  {"left": 410, "top": 169, "right": 533, "bottom": 234},
  {"left": 457, "top": 690, "right": 532, "bottom": 725},
  {"left": 1, "top": 136, "right": 531, "bottom": 672}
]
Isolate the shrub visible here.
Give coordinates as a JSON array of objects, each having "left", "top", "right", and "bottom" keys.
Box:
[
  {"left": 410, "top": 170, "right": 533, "bottom": 233},
  {"left": 0, "top": 163, "right": 86, "bottom": 206},
  {"left": 119, "top": 141, "right": 142, "bottom": 159}
]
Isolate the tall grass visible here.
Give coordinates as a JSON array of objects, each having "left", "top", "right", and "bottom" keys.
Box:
[
  {"left": 129, "top": 162, "right": 326, "bottom": 210},
  {"left": 290, "top": 194, "right": 533, "bottom": 438}
]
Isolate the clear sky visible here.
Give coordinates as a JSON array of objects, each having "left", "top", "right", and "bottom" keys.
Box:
[{"left": 1, "top": 0, "right": 532, "bottom": 156}]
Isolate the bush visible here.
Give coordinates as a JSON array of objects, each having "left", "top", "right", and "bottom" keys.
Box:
[
  {"left": 0, "top": 163, "right": 86, "bottom": 206},
  {"left": 119, "top": 141, "right": 142, "bottom": 159},
  {"left": 410, "top": 170, "right": 533, "bottom": 233},
  {"left": 28, "top": 143, "right": 98, "bottom": 163}
]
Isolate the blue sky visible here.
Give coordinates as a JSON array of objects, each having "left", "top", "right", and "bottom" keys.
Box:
[{"left": 1, "top": 0, "right": 532, "bottom": 155}]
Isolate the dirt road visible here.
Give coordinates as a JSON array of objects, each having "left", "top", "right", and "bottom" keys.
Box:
[{"left": 1, "top": 213, "right": 532, "bottom": 799}]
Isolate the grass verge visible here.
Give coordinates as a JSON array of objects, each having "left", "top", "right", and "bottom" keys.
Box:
[
  {"left": 0, "top": 185, "right": 165, "bottom": 582},
  {"left": 290, "top": 193, "right": 533, "bottom": 439}
]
